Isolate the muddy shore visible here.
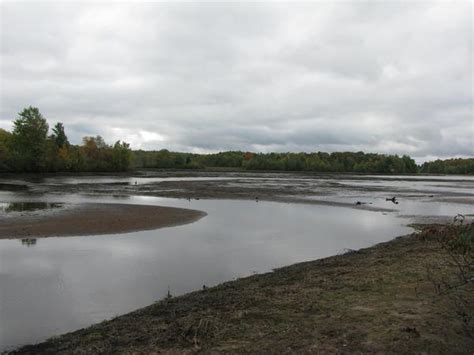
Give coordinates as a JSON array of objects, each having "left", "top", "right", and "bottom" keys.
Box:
[
  {"left": 3, "top": 170, "right": 472, "bottom": 214},
  {"left": 12, "top": 224, "right": 474, "bottom": 354},
  {"left": 0, "top": 203, "right": 206, "bottom": 239}
]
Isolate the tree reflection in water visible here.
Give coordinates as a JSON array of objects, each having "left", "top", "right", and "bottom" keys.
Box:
[
  {"left": 1, "top": 202, "right": 63, "bottom": 213},
  {"left": 20, "top": 238, "right": 37, "bottom": 247}
]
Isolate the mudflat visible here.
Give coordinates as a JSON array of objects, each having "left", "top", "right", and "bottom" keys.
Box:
[
  {"left": 7, "top": 170, "right": 471, "bottom": 213},
  {"left": 0, "top": 203, "right": 206, "bottom": 239}
]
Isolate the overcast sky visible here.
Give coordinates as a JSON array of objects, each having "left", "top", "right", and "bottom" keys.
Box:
[{"left": 1, "top": 1, "right": 472, "bottom": 161}]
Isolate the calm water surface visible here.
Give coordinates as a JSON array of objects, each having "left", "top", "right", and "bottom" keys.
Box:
[
  {"left": 0, "top": 194, "right": 413, "bottom": 351},
  {"left": 1, "top": 172, "right": 472, "bottom": 351}
]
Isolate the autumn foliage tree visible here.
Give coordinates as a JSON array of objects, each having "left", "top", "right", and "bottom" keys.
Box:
[
  {"left": 0, "top": 107, "right": 132, "bottom": 173},
  {"left": 0, "top": 128, "right": 12, "bottom": 171}
]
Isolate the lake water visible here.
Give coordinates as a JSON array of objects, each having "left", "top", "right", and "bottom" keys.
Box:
[{"left": 0, "top": 173, "right": 472, "bottom": 351}]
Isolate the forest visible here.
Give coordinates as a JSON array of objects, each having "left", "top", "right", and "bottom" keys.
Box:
[
  {"left": 1, "top": 107, "right": 472, "bottom": 174},
  {"left": 0, "top": 107, "right": 131, "bottom": 172},
  {"left": 131, "top": 150, "right": 421, "bottom": 173},
  {"left": 132, "top": 151, "right": 474, "bottom": 174},
  {"left": 420, "top": 158, "right": 474, "bottom": 174}
]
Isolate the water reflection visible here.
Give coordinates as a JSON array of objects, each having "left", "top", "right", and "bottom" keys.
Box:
[
  {"left": 20, "top": 238, "right": 37, "bottom": 247},
  {"left": 0, "top": 183, "right": 29, "bottom": 191},
  {"left": 0, "top": 202, "right": 63, "bottom": 213},
  {"left": 0, "top": 198, "right": 412, "bottom": 351}
]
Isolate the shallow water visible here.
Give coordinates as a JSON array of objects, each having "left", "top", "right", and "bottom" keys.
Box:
[
  {"left": 0, "top": 195, "right": 413, "bottom": 351},
  {"left": 336, "top": 178, "right": 474, "bottom": 195},
  {"left": 3, "top": 172, "right": 474, "bottom": 200},
  {"left": 0, "top": 172, "right": 472, "bottom": 351},
  {"left": 303, "top": 194, "right": 474, "bottom": 217}
]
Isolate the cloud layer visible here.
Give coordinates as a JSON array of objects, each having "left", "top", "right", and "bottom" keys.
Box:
[{"left": 1, "top": 1, "right": 472, "bottom": 161}]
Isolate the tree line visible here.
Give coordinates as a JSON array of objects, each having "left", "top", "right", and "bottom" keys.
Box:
[
  {"left": 0, "top": 107, "right": 131, "bottom": 172},
  {"left": 1, "top": 107, "right": 472, "bottom": 174},
  {"left": 132, "top": 150, "right": 420, "bottom": 173},
  {"left": 420, "top": 158, "right": 474, "bottom": 174},
  {"left": 133, "top": 150, "right": 474, "bottom": 174}
]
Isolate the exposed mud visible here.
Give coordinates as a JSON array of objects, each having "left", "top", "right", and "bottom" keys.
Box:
[
  {"left": 3, "top": 170, "right": 472, "bottom": 215},
  {"left": 0, "top": 203, "right": 206, "bottom": 239}
]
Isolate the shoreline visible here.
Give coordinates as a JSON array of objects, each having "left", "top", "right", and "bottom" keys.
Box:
[
  {"left": 0, "top": 203, "right": 206, "bottom": 239},
  {"left": 1, "top": 168, "right": 473, "bottom": 178},
  {"left": 11, "top": 224, "right": 474, "bottom": 353}
]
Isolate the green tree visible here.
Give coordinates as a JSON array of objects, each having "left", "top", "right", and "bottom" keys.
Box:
[
  {"left": 421, "top": 158, "right": 474, "bottom": 174},
  {"left": 11, "top": 107, "right": 49, "bottom": 172},
  {"left": 112, "top": 141, "right": 132, "bottom": 171},
  {"left": 402, "top": 155, "right": 418, "bottom": 173},
  {"left": 51, "top": 122, "right": 69, "bottom": 148}
]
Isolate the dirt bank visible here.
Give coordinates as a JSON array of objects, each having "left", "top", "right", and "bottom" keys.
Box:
[
  {"left": 12, "top": 224, "right": 473, "bottom": 353},
  {"left": 0, "top": 203, "right": 206, "bottom": 239}
]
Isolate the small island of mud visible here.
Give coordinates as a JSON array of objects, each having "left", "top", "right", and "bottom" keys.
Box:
[{"left": 0, "top": 203, "right": 206, "bottom": 239}]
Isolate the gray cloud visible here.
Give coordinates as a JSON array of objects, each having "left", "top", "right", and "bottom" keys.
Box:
[{"left": 1, "top": 1, "right": 472, "bottom": 162}]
